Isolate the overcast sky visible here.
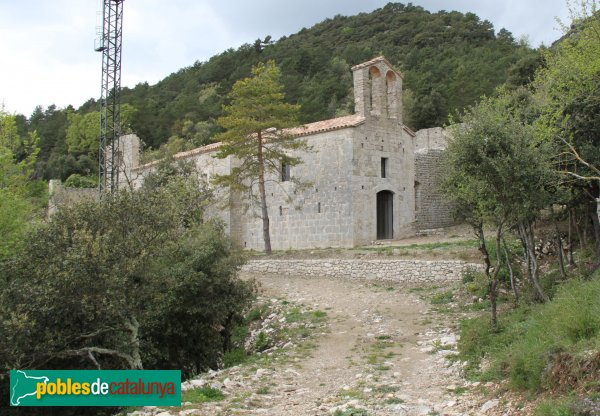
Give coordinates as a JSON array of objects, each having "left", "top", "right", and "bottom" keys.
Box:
[{"left": 0, "top": 0, "right": 572, "bottom": 117}]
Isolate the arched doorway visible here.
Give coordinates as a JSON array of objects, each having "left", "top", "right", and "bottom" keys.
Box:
[{"left": 377, "top": 190, "right": 394, "bottom": 240}]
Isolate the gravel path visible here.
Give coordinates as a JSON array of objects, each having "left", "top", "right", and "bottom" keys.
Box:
[
  {"left": 131, "top": 273, "right": 495, "bottom": 416},
  {"left": 246, "top": 274, "right": 472, "bottom": 416}
]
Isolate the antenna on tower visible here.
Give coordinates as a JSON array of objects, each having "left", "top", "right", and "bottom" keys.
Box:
[{"left": 95, "top": 0, "right": 124, "bottom": 194}]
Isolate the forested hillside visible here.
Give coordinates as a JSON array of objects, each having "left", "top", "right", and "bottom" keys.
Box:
[{"left": 16, "top": 2, "right": 538, "bottom": 181}]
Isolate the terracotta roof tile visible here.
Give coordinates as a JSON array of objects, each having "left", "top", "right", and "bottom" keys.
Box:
[
  {"left": 284, "top": 114, "right": 365, "bottom": 137},
  {"left": 134, "top": 114, "right": 415, "bottom": 170}
]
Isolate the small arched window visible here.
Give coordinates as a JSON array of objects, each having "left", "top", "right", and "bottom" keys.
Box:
[
  {"left": 386, "top": 70, "right": 397, "bottom": 118},
  {"left": 368, "top": 66, "right": 381, "bottom": 113}
]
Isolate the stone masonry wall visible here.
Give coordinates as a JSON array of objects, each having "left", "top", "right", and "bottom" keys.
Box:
[
  {"left": 415, "top": 148, "right": 455, "bottom": 230},
  {"left": 241, "top": 259, "right": 480, "bottom": 283},
  {"left": 241, "top": 129, "right": 355, "bottom": 250}
]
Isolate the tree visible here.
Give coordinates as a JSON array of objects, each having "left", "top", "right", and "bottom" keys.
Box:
[
  {"left": 213, "top": 60, "right": 306, "bottom": 254},
  {"left": 65, "top": 104, "right": 136, "bottom": 157},
  {"left": 0, "top": 109, "right": 42, "bottom": 258},
  {"left": 533, "top": 4, "right": 600, "bottom": 261},
  {"left": 0, "top": 175, "right": 255, "bottom": 383},
  {"left": 443, "top": 88, "right": 554, "bottom": 327}
]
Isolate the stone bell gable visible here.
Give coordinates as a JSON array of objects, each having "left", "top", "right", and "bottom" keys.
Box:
[{"left": 352, "top": 56, "right": 403, "bottom": 122}]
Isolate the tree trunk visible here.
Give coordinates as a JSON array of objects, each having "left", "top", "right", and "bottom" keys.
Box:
[
  {"left": 476, "top": 222, "right": 491, "bottom": 276},
  {"left": 551, "top": 206, "right": 566, "bottom": 279},
  {"left": 594, "top": 187, "right": 600, "bottom": 266},
  {"left": 518, "top": 221, "right": 548, "bottom": 302},
  {"left": 475, "top": 223, "right": 499, "bottom": 330},
  {"left": 557, "top": 230, "right": 567, "bottom": 279},
  {"left": 257, "top": 131, "right": 272, "bottom": 254},
  {"left": 502, "top": 236, "right": 518, "bottom": 305},
  {"left": 125, "top": 316, "right": 143, "bottom": 370},
  {"left": 568, "top": 209, "right": 576, "bottom": 266},
  {"left": 489, "top": 224, "right": 504, "bottom": 331},
  {"left": 591, "top": 203, "right": 600, "bottom": 266}
]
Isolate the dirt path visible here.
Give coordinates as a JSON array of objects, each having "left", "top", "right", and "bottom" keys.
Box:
[
  {"left": 249, "top": 274, "right": 471, "bottom": 415},
  {"left": 133, "top": 274, "right": 489, "bottom": 416}
]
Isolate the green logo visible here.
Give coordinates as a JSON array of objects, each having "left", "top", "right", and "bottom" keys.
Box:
[{"left": 10, "top": 370, "right": 181, "bottom": 407}]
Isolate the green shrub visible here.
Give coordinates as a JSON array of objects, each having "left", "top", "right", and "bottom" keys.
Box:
[
  {"left": 255, "top": 331, "right": 270, "bottom": 352},
  {"left": 464, "top": 271, "right": 489, "bottom": 299},
  {"left": 222, "top": 348, "right": 248, "bottom": 368},
  {"left": 64, "top": 173, "right": 97, "bottom": 188},
  {"left": 0, "top": 178, "right": 256, "bottom": 388},
  {"left": 462, "top": 267, "right": 478, "bottom": 283},
  {"left": 534, "top": 399, "right": 573, "bottom": 416},
  {"left": 334, "top": 408, "right": 369, "bottom": 416},
  {"left": 431, "top": 290, "right": 454, "bottom": 304}
]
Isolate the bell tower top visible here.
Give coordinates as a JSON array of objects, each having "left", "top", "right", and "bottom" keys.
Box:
[{"left": 351, "top": 56, "right": 403, "bottom": 122}]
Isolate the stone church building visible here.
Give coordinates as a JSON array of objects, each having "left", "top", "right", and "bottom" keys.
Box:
[{"left": 117, "top": 56, "right": 452, "bottom": 250}]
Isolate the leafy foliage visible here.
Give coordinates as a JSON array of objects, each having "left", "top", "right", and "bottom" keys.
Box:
[
  {"left": 0, "top": 176, "right": 255, "bottom": 402},
  {"left": 443, "top": 88, "right": 554, "bottom": 227},
  {"left": 64, "top": 173, "right": 97, "bottom": 188},
  {"left": 0, "top": 109, "right": 45, "bottom": 259},
  {"left": 214, "top": 60, "right": 304, "bottom": 190}
]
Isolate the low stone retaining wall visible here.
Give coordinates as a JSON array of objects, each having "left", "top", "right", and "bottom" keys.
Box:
[{"left": 241, "top": 259, "right": 481, "bottom": 283}]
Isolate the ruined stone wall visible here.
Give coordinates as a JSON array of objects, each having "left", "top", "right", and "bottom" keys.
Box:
[
  {"left": 414, "top": 127, "right": 448, "bottom": 151},
  {"left": 241, "top": 258, "right": 480, "bottom": 283},
  {"left": 414, "top": 148, "right": 455, "bottom": 230},
  {"left": 48, "top": 180, "right": 98, "bottom": 216},
  {"left": 413, "top": 127, "right": 454, "bottom": 230}
]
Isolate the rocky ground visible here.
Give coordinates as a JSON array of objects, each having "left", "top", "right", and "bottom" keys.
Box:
[{"left": 125, "top": 272, "right": 515, "bottom": 416}]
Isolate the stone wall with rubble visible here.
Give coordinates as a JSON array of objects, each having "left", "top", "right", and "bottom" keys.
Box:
[
  {"left": 414, "top": 128, "right": 455, "bottom": 230},
  {"left": 47, "top": 180, "right": 99, "bottom": 217},
  {"left": 241, "top": 259, "right": 480, "bottom": 283}
]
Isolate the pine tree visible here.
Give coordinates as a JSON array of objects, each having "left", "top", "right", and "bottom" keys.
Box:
[{"left": 214, "top": 60, "right": 307, "bottom": 254}]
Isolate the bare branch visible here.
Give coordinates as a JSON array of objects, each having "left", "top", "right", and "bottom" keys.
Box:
[
  {"left": 559, "top": 137, "right": 600, "bottom": 177},
  {"left": 63, "top": 347, "right": 137, "bottom": 369},
  {"left": 88, "top": 350, "right": 102, "bottom": 370}
]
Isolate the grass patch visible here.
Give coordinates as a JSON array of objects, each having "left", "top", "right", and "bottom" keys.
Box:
[
  {"left": 447, "top": 386, "right": 468, "bottom": 395},
  {"left": 222, "top": 347, "right": 248, "bottom": 368},
  {"left": 182, "top": 386, "right": 225, "bottom": 403},
  {"left": 362, "top": 240, "right": 478, "bottom": 252},
  {"left": 385, "top": 397, "right": 405, "bottom": 405},
  {"left": 341, "top": 388, "right": 365, "bottom": 399},
  {"left": 312, "top": 310, "right": 327, "bottom": 320},
  {"left": 374, "top": 385, "right": 400, "bottom": 394},
  {"left": 534, "top": 398, "right": 573, "bottom": 416},
  {"left": 459, "top": 272, "right": 600, "bottom": 392},
  {"left": 431, "top": 290, "right": 454, "bottom": 304},
  {"left": 246, "top": 304, "right": 268, "bottom": 322},
  {"left": 334, "top": 408, "right": 369, "bottom": 416}
]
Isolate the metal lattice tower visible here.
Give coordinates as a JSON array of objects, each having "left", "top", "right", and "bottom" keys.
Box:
[{"left": 95, "top": 0, "right": 124, "bottom": 194}]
